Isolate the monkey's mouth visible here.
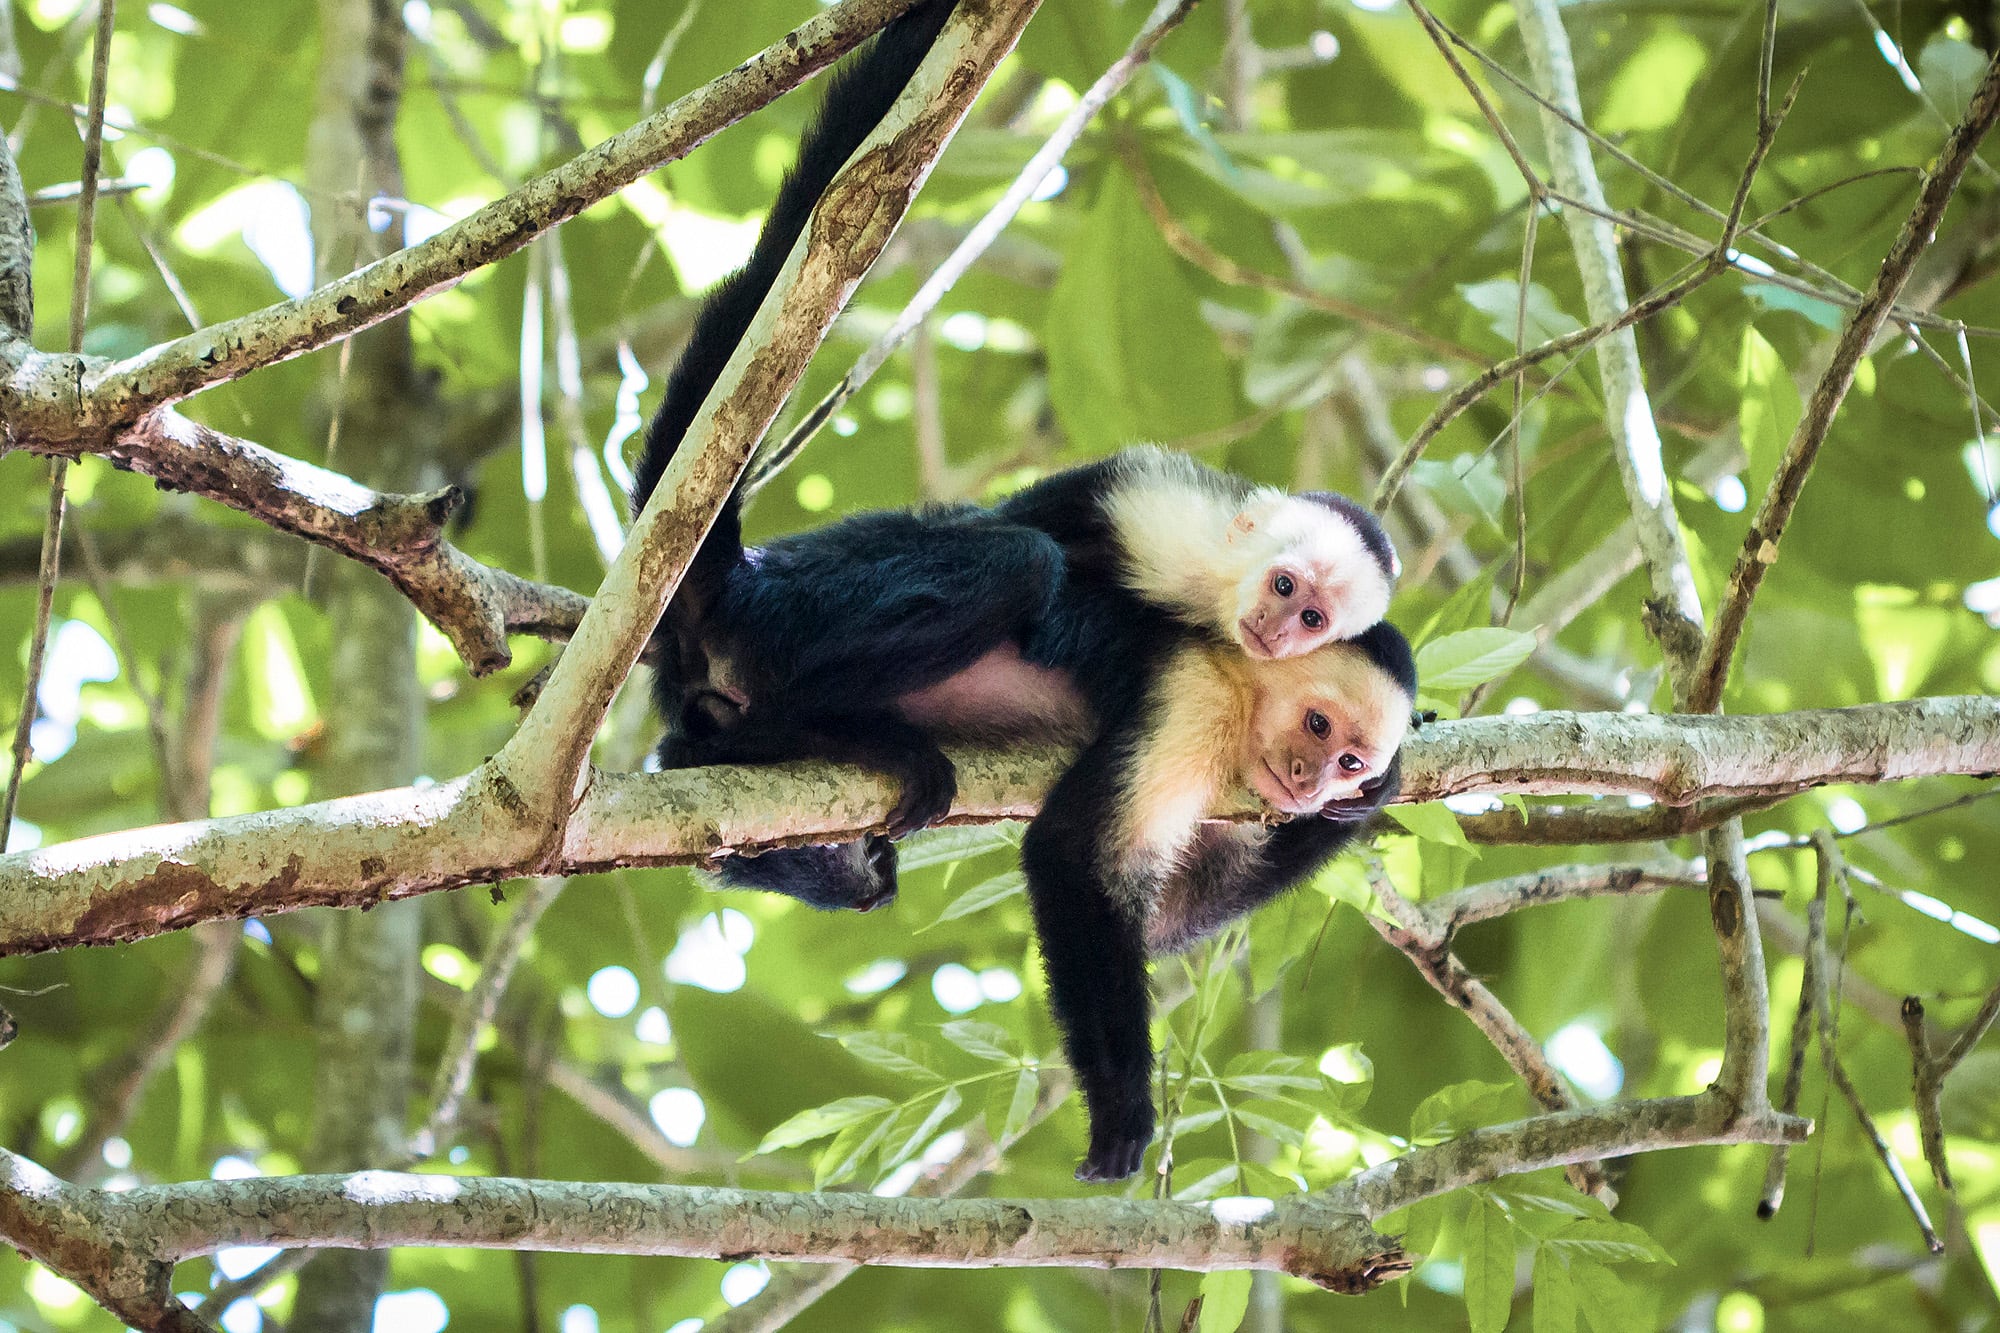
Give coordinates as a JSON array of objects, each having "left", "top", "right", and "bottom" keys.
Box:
[
  {"left": 1259, "top": 761, "right": 1318, "bottom": 814},
  {"left": 1237, "top": 620, "right": 1278, "bottom": 659}
]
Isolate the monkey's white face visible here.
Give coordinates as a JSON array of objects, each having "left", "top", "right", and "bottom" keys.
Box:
[
  {"left": 1238, "top": 645, "right": 1408, "bottom": 813},
  {"left": 1225, "top": 499, "right": 1394, "bottom": 659}
]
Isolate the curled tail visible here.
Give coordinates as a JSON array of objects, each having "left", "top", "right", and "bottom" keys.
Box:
[{"left": 631, "top": 0, "right": 957, "bottom": 609}]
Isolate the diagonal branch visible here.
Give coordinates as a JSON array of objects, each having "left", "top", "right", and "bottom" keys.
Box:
[
  {"left": 0, "top": 0, "right": 929, "bottom": 442},
  {"left": 749, "top": 0, "right": 1200, "bottom": 493},
  {"left": 1690, "top": 49, "right": 2000, "bottom": 712},
  {"left": 497, "top": 0, "right": 1042, "bottom": 825},
  {"left": 1506, "top": 0, "right": 1706, "bottom": 679}
]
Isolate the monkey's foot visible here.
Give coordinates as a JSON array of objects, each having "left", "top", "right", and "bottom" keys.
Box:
[{"left": 884, "top": 751, "right": 957, "bottom": 839}]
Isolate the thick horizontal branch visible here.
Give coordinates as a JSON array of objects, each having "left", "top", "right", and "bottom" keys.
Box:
[
  {"left": 2, "top": 699, "right": 1996, "bottom": 957},
  {"left": 1413, "top": 697, "right": 2000, "bottom": 804},
  {"left": 0, "top": 0, "right": 924, "bottom": 442},
  {"left": 0, "top": 1094, "right": 1808, "bottom": 1310},
  {"left": 3, "top": 1152, "right": 1406, "bottom": 1295}
]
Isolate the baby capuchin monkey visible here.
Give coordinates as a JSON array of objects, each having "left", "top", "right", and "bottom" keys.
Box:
[{"left": 1000, "top": 445, "right": 1400, "bottom": 660}]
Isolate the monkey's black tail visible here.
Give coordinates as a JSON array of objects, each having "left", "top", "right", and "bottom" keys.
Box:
[{"left": 631, "top": 0, "right": 957, "bottom": 605}]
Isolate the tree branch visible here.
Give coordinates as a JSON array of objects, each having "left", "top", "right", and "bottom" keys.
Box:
[
  {"left": 3, "top": 698, "right": 1997, "bottom": 956},
  {"left": 0, "top": 99, "right": 31, "bottom": 337},
  {"left": 97, "top": 410, "right": 585, "bottom": 675},
  {"left": 1691, "top": 49, "right": 2000, "bottom": 712},
  {"left": 1504, "top": 0, "right": 1707, "bottom": 679},
  {"left": 0, "top": 0, "right": 928, "bottom": 442},
  {"left": 2, "top": 1148, "right": 1409, "bottom": 1294}
]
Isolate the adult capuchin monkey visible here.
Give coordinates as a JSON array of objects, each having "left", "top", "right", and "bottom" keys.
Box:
[{"left": 634, "top": 0, "right": 1418, "bottom": 1179}]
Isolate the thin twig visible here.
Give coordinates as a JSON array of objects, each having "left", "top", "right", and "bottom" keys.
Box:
[
  {"left": 1, "top": 0, "right": 113, "bottom": 855},
  {"left": 745, "top": 0, "right": 1201, "bottom": 495},
  {"left": 1901, "top": 996, "right": 1949, "bottom": 1192},
  {"left": 1806, "top": 831, "right": 1943, "bottom": 1253},
  {"left": 412, "top": 878, "right": 568, "bottom": 1157},
  {"left": 1364, "top": 863, "right": 1608, "bottom": 1199},
  {"left": 1692, "top": 49, "right": 2000, "bottom": 712},
  {"left": 1760, "top": 824, "right": 1832, "bottom": 1216}
]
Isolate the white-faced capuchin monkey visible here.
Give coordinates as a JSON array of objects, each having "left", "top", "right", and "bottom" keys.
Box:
[
  {"left": 1000, "top": 445, "right": 1399, "bottom": 660},
  {"left": 631, "top": 0, "right": 1419, "bottom": 1181}
]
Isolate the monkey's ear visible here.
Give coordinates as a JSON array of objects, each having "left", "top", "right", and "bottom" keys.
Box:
[{"left": 1228, "top": 495, "right": 1284, "bottom": 542}]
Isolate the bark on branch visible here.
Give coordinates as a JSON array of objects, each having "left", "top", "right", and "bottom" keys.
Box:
[
  {"left": 0, "top": 1090, "right": 1809, "bottom": 1320},
  {"left": 0, "top": 697, "right": 1995, "bottom": 957}
]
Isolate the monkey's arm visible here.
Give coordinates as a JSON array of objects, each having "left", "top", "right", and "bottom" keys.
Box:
[{"left": 1019, "top": 733, "right": 1158, "bottom": 1183}]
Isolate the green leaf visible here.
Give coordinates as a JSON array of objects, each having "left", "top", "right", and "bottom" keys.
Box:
[
  {"left": 1461, "top": 1195, "right": 1517, "bottom": 1333},
  {"left": 998, "top": 1066, "right": 1042, "bottom": 1143},
  {"left": 1414, "top": 569, "right": 1498, "bottom": 647},
  {"left": 1742, "top": 281, "right": 1843, "bottom": 331},
  {"left": 1918, "top": 33, "right": 1989, "bottom": 120},
  {"left": 1573, "top": 1260, "right": 1654, "bottom": 1333},
  {"left": 878, "top": 1087, "right": 964, "bottom": 1178},
  {"left": 895, "top": 824, "right": 1020, "bottom": 872},
  {"left": 1488, "top": 1175, "right": 1615, "bottom": 1225},
  {"left": 1533, "top": 1249, "right": 1578, "bottom": 1333},
  {"left": 754, "top": 1095, "right": 893, "bottom": 1155},
  {"left": 1046, "top": 170, "right": 1241, "bottom": 449},
  {"left": 817, "top": 1110, "right": 897, "bottom": 1190},
  {"left": 1230, "top": 1107, "right": 1310, "bottom": 1148},
  {"left": 1196, "top": 1269, "right": 1253, "bottom": 1333},
  {"left": 1220, "top": 1050, "right": 1324, "bottom": 1095},
  {"left": 1540, "top": 1218, "right": 1673, "bottom": 1266},
  {"left": 1460, "top": 279, "right": 1582, "bottom": 345},
  {"left": 1152, "top": 65, "right": 1234, "bottom": 177},
  {"left": 837, "top": 1032, "right": 938, "bottom": 1081},
  {"left": 1410, "top": 1081, "right": 1519, "bottom": 1143},
  {"left": 1736, "top": 326, "right": 1797, "bottom": 508},
  {"left": 926, "top": 868, "right": 1026, "bottom": 928},
  {"left": 1409, "top": 456, "right": 1506, "bottom": 529},
  {"left": 1381, "top": 1195, "right": 1448, "bottom": 1257},
  {"left": 940, "top": 1020, "right": 1018, "bottom": 1063},
  {"left": 1416, "top": 628, "right": 1538, "bottom": 693},
  {"left": 1384, "top": 801, "right": 1475, "bottom": 851}
]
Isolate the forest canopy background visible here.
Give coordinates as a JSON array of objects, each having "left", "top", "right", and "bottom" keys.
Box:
[{"left": 0, "top": 0, "right": 1997, "bottom": 1331}]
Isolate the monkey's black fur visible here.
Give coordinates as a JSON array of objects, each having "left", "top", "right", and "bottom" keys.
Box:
[
  {"left": 637, "top": 0, "right": 1061, "bottom": 906},
  {"left": 633, "top": 0, "right": 1419, "bottom": 1181}
]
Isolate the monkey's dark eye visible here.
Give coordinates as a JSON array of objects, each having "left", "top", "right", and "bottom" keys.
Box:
[
  {"left": 1301, "top": 608, "right": 1325, "bottom": 631},
  {"left": 1306, "top": 710, "right": 1330, "bottom": 739},
  {"left": 1338, "top": 753, "right": 1366, "bottom": 774},
  {"left": 1272, "top": 573, "right": 1295, "bottom": 598}
]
